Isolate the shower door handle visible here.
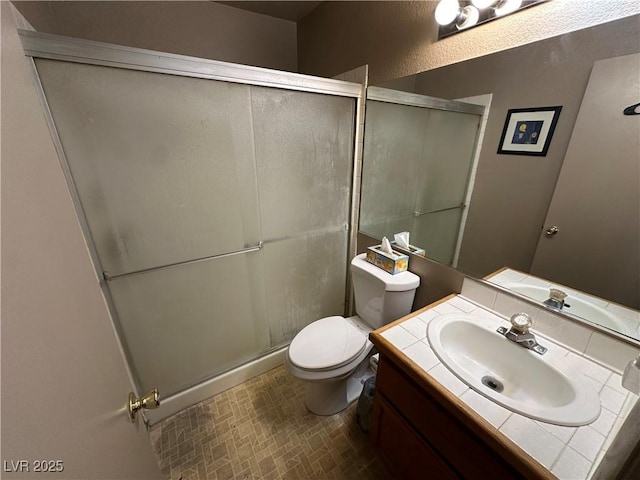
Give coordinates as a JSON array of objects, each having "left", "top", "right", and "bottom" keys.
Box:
[{"left": 104, "top": 242, "right": 263, "bottom": 281}]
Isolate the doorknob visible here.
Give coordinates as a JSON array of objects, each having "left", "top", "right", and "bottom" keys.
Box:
[
  {"left": 545, "top": 226, "right": 559, "bottom": 237},
  {"left": 128, "top": 389, "right": 160, "bottom": 422}
]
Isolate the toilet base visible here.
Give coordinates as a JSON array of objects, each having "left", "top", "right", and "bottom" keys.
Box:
[{"left": 303, "top": 357, "right": 375, "bottom": 416}]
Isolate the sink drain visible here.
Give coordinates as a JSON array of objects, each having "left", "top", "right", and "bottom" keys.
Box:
[{"left": 481, "top": 376, "right": 504, "bottom": 393}]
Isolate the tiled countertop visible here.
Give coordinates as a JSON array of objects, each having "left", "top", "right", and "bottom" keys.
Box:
[{"left": 379, "top": 295, "right": 639, "bottom": 480}]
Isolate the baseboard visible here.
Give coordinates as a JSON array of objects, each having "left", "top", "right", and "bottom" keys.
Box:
[{"left": 144, "top": 347, "right": 287, "bottom": 426}]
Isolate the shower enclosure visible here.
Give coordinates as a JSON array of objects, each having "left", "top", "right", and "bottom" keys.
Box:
[
  {"left": 21, "top": 31, "right": 362, "bottom": 420},
  {"left": 360, "top": 87, "right": 484, "bottom": 266}
]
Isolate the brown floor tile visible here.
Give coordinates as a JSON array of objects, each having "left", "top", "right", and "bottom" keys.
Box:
[{"left": 150, "top": 365, "right": 385, "bottom": 480}]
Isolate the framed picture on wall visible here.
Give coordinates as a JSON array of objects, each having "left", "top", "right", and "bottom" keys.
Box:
[{"left": 497, "top": 106, "right": 562, "bottom": 156}]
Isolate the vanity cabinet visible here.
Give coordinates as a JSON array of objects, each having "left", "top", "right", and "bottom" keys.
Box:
[{"left": 370, "top": 331, "right": 554, "bottom": 480}]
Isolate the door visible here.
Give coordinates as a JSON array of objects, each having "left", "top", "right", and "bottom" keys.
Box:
[
  {"left": 2, "top": 4, "right": 161, "bottom": 478},
  {"left": 530, "top": 54, "right": 640, "bottom": 309}
]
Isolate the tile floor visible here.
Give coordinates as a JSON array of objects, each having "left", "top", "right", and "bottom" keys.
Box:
[{"left": 150, "top": 365, "right": 388, "bottom": 479}]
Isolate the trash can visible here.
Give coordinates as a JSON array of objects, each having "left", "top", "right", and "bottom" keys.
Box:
[{"left": 356, "top": 375, "right": 376, "bottom": 433}]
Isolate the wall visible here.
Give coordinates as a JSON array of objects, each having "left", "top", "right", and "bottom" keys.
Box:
[
  {"left": 298, "top": 0, "right": 640, "bottom": 85},
  {"left": 409, "top": 16, "right": 640, "bottom": 278},
  {"left": 1, "top": 3, "right": 160, "bottom": 478},
  {"left": 13, "top": 0, "right": 297, "bottom": 72}
]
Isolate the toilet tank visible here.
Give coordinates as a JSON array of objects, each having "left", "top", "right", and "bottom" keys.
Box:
[{"left": 351, "top": 254, "right": 420, "bottom": 329}]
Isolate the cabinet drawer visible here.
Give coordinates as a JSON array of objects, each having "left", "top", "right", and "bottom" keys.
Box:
[{"left": 376, "top": 357, "right": 524, "bottom": 480}]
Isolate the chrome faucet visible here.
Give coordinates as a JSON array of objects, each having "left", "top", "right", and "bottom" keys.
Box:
[
  {"left": 497, "top": 313, "right": 547, "bottom": 355},
  {"left": 543, "top": 288, "right": 567, "bottom": 310}
]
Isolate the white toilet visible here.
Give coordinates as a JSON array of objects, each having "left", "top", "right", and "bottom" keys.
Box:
[{"left": 285, "top": 253, "right": 420, "bottom": 415}]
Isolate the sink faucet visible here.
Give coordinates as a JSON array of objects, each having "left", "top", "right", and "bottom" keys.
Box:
[
  {"left": 543, "top": 288, "right": 567, "bottom": 310},
  {"left": 497, "top": 313, "right": 547, "bottom": 355}
]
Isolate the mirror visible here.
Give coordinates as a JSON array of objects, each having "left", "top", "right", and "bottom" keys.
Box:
[
  {"left": 359, "top": 87, "right": 485, "bottom": 266},
  {"left": 360, "top": 16, "right": 640, "bottom": 342}
]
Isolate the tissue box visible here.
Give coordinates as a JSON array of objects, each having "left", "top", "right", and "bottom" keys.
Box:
[
  {"left": 390, "top": 241, "right": 426, "bottom": 257},
  {"left": 366, "top": 246, "right": 409, "bottom": 275}
]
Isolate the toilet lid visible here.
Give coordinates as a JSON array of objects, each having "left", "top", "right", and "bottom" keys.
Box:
[{"left": 289, "top": 316, "right": 367, "bottom": 370}]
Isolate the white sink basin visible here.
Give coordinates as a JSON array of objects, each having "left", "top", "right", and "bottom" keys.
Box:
[
  {"left": 505, "top": 283, "right": 633, "bottom": 336},
  {"left": 427, "top": 314, "right": 601, "bottom": 426}
]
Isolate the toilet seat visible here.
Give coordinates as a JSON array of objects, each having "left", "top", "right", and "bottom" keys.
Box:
[{"left": 288, "top": 316, "right": 368, "bottom": 371}]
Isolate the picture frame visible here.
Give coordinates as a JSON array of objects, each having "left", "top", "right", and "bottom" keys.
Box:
[{"left": 497, "top": 106, "right": 562, "bottom": 156}]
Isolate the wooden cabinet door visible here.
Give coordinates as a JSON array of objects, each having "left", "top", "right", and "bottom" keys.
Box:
[{"left": 372, "top": 395, "right": 459, "bottom": 480}]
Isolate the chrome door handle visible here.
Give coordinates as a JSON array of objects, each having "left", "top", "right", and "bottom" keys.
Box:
[{"left": 545, "top": 226, "right": 559, "bottom": 237}]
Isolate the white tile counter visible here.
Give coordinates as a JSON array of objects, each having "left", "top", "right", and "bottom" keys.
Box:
[{"left": 380, "top": 295, "right": 639, "bottom": 480}]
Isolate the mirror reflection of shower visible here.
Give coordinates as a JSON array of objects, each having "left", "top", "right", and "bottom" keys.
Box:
[{"left": 360, "top": 87, "right": 485, "bottom": 266}]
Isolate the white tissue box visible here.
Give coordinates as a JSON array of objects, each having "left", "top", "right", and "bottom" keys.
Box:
[
  {"left": 390, "top": 241, "right": 426, "bottom": 257},
  {"left": 366, "top": 246, "right": 409, "bottom": 275}
]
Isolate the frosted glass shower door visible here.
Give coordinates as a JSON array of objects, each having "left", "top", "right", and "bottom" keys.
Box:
[
  {"left": 415, "top": 109, "right": 480, "bottom": 214},
  {"left": 360, "top": 100, "right": 429, "bottom": 239},
  {"left": 35, "top": 59, "right": 262, "bottom": 276},
  {"left": 412, "top": 109, "right": 480, "bottom": 264},
  {"left": 35, "top": 59, "right": 268, "bottom": 396},
  {"left": 361, "top": 94, "right": 481, "bottom": 265},
  {"left": 251, "top": 88, "right": 355, "bottom": 345},
  {"left": 35, "top": 57, "right": 358, "bottom": 398}
]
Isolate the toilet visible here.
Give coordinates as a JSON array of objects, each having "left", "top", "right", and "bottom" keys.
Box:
[{"left": 285, "top": 253, "right": 420, "bottom": 415}]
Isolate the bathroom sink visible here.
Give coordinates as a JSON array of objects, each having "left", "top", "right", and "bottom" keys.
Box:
[
  {"left": 427, "top": 314, "right": 601, "bottom": 426},
  {"left": 505, "top": 283, "right": 632, "bottom": 336}
]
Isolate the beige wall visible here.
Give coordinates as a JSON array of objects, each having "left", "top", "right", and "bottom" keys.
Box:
[
  {"left": 1, "top": 3, "right": 160, "bottom": 478},
  {"left": 298, "top": 0, "right": 640, "bottom": 85},
  {"left": 13, "top": 0, "right": 298, "bottom": 72}
]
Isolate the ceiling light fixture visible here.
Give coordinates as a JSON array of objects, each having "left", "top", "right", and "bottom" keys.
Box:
[
  {"left": 457, "top": 6, "right": 480, "bottom": 30},
  {"left": 435, "top": 0, "right": 545, "bottom": 39},
  {"left": 435, "top": 0, "right": 463, "bottom": 26}
]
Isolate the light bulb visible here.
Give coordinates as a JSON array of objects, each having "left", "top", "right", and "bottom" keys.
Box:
[
  {"left": 456, "top": 6, "right": 480, "bottom": 30},
  {"left": 471, "top": 0, "right": 498, "bottom": 9},
  {"left": 494, "top": 0, "right": 523, "bottom": 16},
  {"left": 435, "top": 0, "right": 462, "bottom": 26}
]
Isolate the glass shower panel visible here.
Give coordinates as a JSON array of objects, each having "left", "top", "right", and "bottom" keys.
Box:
[
  {"left": 261, "top": 232, "right": 348, "bottom": 346},
  {"left": 35, "top": 59, "right": 260, "bottom": 277},
  {"left": 415, "top": 109, "right": 480, "bottom": 214},
  {"left": 251, "top": 87, "right": 355, "bottom": 340},
  {"left": 357, "top": 215, "right": 415, "bottom": 245},
  {"left": 411, "top": 208, "right": 464, "bottom": 265},
  {"left": 108, "top": 252, "right": 268, "bottom": 396},
  {"left": 360, "top": 100, "right": 430, "bottom": 240},
  {"left": 251, "top": 88, "right": 355, "bottom": 240}
]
